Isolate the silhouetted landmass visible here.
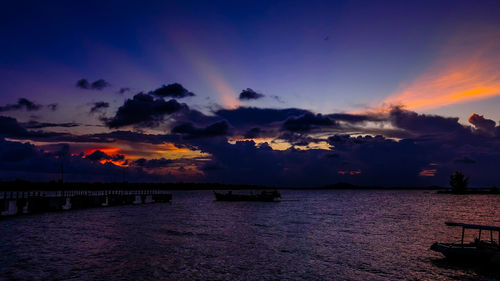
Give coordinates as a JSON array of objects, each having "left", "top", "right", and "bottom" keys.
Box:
[
  {"left": 437, "top": 188, "right": 500, "bottom": 194},
  {"left": 321, "top": 182, "right": 445, "bottom": 190}
]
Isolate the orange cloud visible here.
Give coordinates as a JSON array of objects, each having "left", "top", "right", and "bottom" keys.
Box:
[{"left": 383, "top": 29, "right": 500, "bottom": 111}]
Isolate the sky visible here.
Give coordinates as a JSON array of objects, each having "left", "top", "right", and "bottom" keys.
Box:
[{"left": 1, "top": 0, "right": 500, "bottom": 187}]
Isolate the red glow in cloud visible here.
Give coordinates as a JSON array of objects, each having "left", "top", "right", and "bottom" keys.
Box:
[
  {"left": 383, "top": 29, "right": 500, "bottom": 111},
  {"left": 84, "top": 147, "right": 121, "bottom": 155},
  {"left": 85, "top": 147, "right": 128, "bottom": 167},
  {"left": 419, "top": 169, "right": 436, "bottom": 177}
]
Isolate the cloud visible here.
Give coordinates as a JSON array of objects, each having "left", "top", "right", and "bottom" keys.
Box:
[
  {"left": 0, "top": 116, "right": 111, "bottom": 143},
  {"left": 91, "top": 79, "right": 109, "bottom": 90},
  {"left": 85, "top": 150, "right": 124, "bottom": 162},
  {"left": 279, "top": 131, "right": 320, "bottom": 146},
  {"left": 328, "top": 113, "right": 383, "bottom": 123},
  {"left": 172, "top": 120, "right": 229, "bottom": 139},
  {"left": 21, "top": 121, "right": 80, "bottom": 129},
  {"left": 88, "top": 130, "right": 181, "bottom": 145},
  {"left": 388, "top": 106, "right": 467, "bottom": 136},
  {"left": 468, "top": 113, "right": 496, "bottom": 133},
  {"left": 454, "top": 156, "right": 476, "bottom": 164},
  {"left": 104, "top": 93, "right": 187, "bottom": 128},
  {"left": 152, "top": 83, "right": 195, "bottom": 98},
  {"left": 90, "top": 101, "right": 110, "bottom": 113},
  {"left": 76, "top": 79, "right": 110, "bottom": 90},
  {"left": 4, "top": 88, "right": 500, "bottom": 187},
  {"left": 131, "top": 158, "right": 173, "bottom": 168},
  {"left": 0, "top": 138, "right": 142, "bottom": 182},
  {"left": 239, "top": 88, "right": 264, "bottom": 100},
  {"left": 282, "top": 113, "right": 336, "bottom": 132},
  {"left": 244, "top": 127, "right": 261, "bottom": 138},
  {"left": 0, "top": 116, "right": 31, "bottom": 138},
  {"left": 271, "top": 95, "right": 284, "bottom": 103},
  {"left": 118, "top": 87, "right": 130, "bottom": 94},
  {"left": 215, "top": 107, "right": 309, "bottom": 127},
  {"left": 76, "top": 79, "right": 90, "bottom": 89},
  {"left": 0, "top": 98, "right": 42, "bottom": 112},
  {"left": 47, "top": 103, "right": 58, "bottom": 111}
]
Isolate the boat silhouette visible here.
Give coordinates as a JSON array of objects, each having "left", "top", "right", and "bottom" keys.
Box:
[
  {"left": 213, "top": 190, "right": 281, "bottom": 202},
  {"left": 431, "top": 222, "right": 500, "bottom": 265}
]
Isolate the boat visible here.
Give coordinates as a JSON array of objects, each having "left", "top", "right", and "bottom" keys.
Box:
[
  {"left": 430, "top": 222, "right": 500, "bottom": 265},
  {"left": 213, "top": 190, "right": 281, "bottom": 202}
]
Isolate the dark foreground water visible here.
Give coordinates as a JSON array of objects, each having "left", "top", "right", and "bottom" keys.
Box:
[{"left": 1, "top": 190, "right": 499, "bottom": 281}]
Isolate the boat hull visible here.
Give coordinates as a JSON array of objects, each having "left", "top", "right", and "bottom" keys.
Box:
[
  {"left": 214, "top": 191, "right": 280, "bottom": 202},
  {"left": 431, "top": 242, "right": 500, "bottom": 265}
]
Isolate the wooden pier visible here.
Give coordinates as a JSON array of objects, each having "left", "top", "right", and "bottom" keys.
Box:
[{"left": 0, "top": 190, "right": 172, "bottom": 217}]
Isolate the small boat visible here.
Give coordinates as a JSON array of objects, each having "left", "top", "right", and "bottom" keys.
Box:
[
  {"left": 430, "top": 222, "right": 500, "bottom": 265},
  {"left": 213, "top": 190, "right": 281, "bottom": 202}
]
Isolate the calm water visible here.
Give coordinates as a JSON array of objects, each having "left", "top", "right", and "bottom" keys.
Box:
[{"left": 1, "top": 190, "right": 499, "bottom": 281}]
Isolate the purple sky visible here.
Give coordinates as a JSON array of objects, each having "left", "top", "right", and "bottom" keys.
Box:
[{"left": 1, "top": 0, "right": 500, "bottom": 186}]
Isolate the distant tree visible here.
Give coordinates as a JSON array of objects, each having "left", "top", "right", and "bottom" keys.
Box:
[{"left": 449, "top": 171, "right": 468, "bottom": 193}]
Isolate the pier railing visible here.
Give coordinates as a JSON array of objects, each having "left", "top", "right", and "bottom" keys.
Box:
[
  {"left": 0, "top": 190, "right": 171, "bottom": 199},
  {"left": 0, "top": 190, "right": 172, "bottom": 217}
]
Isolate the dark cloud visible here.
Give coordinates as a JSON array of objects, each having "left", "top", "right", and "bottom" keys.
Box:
[
  {"left": 0, "top": 116, "right": 111, "bottom": 143},
  {"left": 21, "top": 121, "right": 80, "bottom": 129},
  {"left": 454, "top": 156, "right": 476, "bottom": 164},
  {"left": 0, "top": 98, "right": 42, "bottom": 112},
  {"left": 89, "top": 130, "right": 181, "bottom": 145},
  {"left": 90, "top": 101, "right": 110, "bottom": 113},
  {"left": 132, "top": 158, "right": 173, "bottom": 168},
  {"left": 239, "top": 88, "right": 264, "bottom": 100},
  {"left": 152, "top": 83, "right": 195, "bottom": 98},
  {"left": 195, "top": 139, "right": 345, "bottom": 186},
  {"left": 0, "top": 116, "right": 30, "bottom": 138},
  {"left": 85, "top": 150, "right": 124, "bottom": 162},
  {"left": 172, "top": 120, "right": 229, "bottom": 139},
  {"left": 283, "top": 113, "right": 336, "bottom": 132},
  {"left": 215, "top": 107, "right": 309, "bottom": 127},
  {"left": 91, "top": 79, "right": 109, "bottom": 90},
  {"left": 389, "top": 107, "right": 468, "bottom": 136},
  {"left": 104, "top": 93, "right": 187, "bottom": 128},
  {"left": 119, "top": 87, "right": 130, "bottom": 94},
  {"left": 76, "top": 79, "right": 110, "bottom": 90},
  {"left": 47, "top": 103, "right": 58, "bottom": 111},
  {"left": 271, "top": 95, "right": 284, "bottom": 103},
  {"left": 244, "top": 127, "right": 261, "bottom": 138},
  {"left": 76, "top": 79, "right": 90, "bottom": 89},
  {"left": 279, "top": 131, "right": 320, "bottom": 146},
  {"left": 328, "top": 113, "right": 383, "bottom": 123},
  {"left": 1, "top": 115, "right": 185, "bottom": 145},
  {"left": 468, "top": 113, "right": 496, "bottom": 133}
]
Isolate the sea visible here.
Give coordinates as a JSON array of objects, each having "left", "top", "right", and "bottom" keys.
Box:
[{"left": 1, "top": 190, "right": 499, "bottom": 280}]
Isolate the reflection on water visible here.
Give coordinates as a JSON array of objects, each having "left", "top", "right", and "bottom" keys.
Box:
[{"left": 1, "top": 190, "right": 499, "bottom": 280}]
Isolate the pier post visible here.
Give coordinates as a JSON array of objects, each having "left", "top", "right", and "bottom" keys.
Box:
[
  {"left": 22, "top": 199, "right": 29, "bottom": 214},
  {"left": 133, "top": 195, "right": 142, "bottom": 204},
  {"left": 144, "top": 194, "right": 154, "bottom": 204},
  {"left": 62, "top": 197, "right": 72, "bottom": 210},
  {"left": 102, "top": 195, "right": 109, "bottom": 207},
  {"left": 1, "top": 200, "right": 18, "bottom": 216}
]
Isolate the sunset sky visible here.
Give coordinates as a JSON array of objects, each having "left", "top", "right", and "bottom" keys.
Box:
[{"left": 1, "top": 0, "right": 500, "bottom": 186}]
